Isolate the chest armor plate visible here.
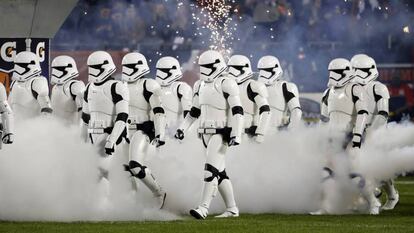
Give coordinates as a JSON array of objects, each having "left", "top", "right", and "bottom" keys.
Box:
[
  {"left": 267, "top": 81, "right": 286, "bottom": 112},
  {"left": 198, "top": 79, "right": 227, "bottom": 110},
  {"left": 51, "top": 83, "right": 76, "bottom": 114},
  {"left": 327, "top": 85, "right": 355, "bottom": 116},
  {"left": 88, "top": 82, "right": 115, "bottom": 116},
  {"left": 9, "top": 79, "right": 39, "bottom": 116},
  {"left": 161, "top": 84, "right": 180, "bottom": 114}
]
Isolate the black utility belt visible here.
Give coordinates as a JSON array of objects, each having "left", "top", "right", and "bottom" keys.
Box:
[
  {"left": 129, "top": 121, "right": 156, "bottom": 141},
  {"left": 197, "top": 127, "right": 231, "bottom": 135}
]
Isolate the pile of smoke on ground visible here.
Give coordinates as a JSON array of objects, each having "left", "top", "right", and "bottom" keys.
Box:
[{"left": 0, "top": 117, "right": 413, "bottom": 221}]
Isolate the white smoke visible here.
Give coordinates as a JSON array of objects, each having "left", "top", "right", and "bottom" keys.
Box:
[{"left": 1, "top": 117, "right": 414, "bottom": 220}]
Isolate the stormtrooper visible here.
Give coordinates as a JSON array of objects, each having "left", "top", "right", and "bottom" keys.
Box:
[
  {"left": 8, "top": 51, "right": 52, "bottom": 119},
  {"left": 317, "top": 58, "right": 379, "bottom": 215},
  {"left": 257, "top": 56, "right": 302, "bottom": 129},
  {"left": 81, "top": 51, "right": 129, "bottom": 202},
  {"left": 351, "top": 54, "right": 398, "bottom": 211},
  {"left": 155, "top": 56, "right": 192, "bottom": 133},
  {"left": 175, "top": 50, "right": 244, "bottom": 219},
  {"left": 50, "top": 55, "right": 85, "bottom": 124},
  {"left": 121, "top": 52, "right": 167, "bottom": 208},
  {"left": 227, "top": 55, "right": 270, "bottom": 143},
  {"left": 0, "top": 82, "right": 14, "bottom": 148}
]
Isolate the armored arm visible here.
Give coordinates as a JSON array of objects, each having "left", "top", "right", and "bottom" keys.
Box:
[
  {"left": 283, "top": 82, "right": 302, "bottom": 128},
  {"left": 32, "top": 77, "right": 53, "bottom": 114},
  {"left": 177, "top": 82, "right": 193, "bottom": 118},
  {"left": 351, "top": 84, "right": 368, "bottom": 148},
  {"left": 223, "top": 78, "right": 244, "bottom": 146}
]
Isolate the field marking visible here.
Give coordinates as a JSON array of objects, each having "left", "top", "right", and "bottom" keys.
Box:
[{"left": 396, "top": 181, "right": 414, "bottom": 185}]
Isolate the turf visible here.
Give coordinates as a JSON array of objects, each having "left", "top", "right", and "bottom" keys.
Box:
[{"left": 1, "top": 179, "right": 414, "bottom": 233}]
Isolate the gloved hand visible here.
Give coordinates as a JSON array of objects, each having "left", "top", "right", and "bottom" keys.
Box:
[
  {"left": 104, "top": 140, "right": 115, "bottom": 155},
  {"left": 254, "top": 134, "right": 264, "bottom": 144},
  {"left": 228, "top": 136, "right": 241, "bottom": 147},
  {"left": 152, "top": 135, "right": 165, "bottom": 147},
  {"left": 174, "top": 129, "right": 184, "bottom": 140},
  {"left": 352, "top": 134, "right": 362, "bottom": 148},
  {"left": 2, "top": 133, "right": 14, "bottom": 144}
]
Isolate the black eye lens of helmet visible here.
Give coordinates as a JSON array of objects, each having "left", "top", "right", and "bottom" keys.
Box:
[
  {"left": 356, "top": 68, "right": 371, "bottom": 73},
  {"left": 229, "top": 65, "right": 246, "bottom": 71},
  {"left": 200, "top": 59, "right": 220, "bottom": 69},
  {"left": 89, "top": 60, "right": 109, "bottom": 69},
  {"left": 260, "top": 67, "right": 274, "bottom": 72},
  {"left": 329, "top": 69, "right": 346, "bottom": 75},
  {"left": 124, "top": 63, "right": 137, "bottom": 69}
]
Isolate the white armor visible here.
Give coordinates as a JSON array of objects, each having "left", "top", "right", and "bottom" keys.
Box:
[
  {"left": 351, "top": 54, "right": 378, "bottom": 86},
  {"left": 351, "top": 54, "right": 397, "bottom": 211},
  {"left": 82, "top": 51, "right": 129, "bottom": 155},
  {"left": 121, "top": 52, "right": 167, "bottom": 208},
  {"left": 175, "top": 50, "right": 244, "bottom": 219},
  {"left": 257, "top": 56, "right": 302, "bottom": 129},
  {"left": 317, "top": 58, "right": 380, "bottom": 215},
  {"left": 321, "top": 58, "right": 368, "bottom": 144},
  {"left": 50, "top": 55, "right": 85, "bottom": 123},
  {"left": 155, "top": 57, "right": 192, "bottom": 130},
  {"left": 228, "top": 55, "right": 270, "bottom": 143},
  {"left": 9, "top": 51, "right": 52, "bottom": 119},
  {"left": 0, "top": 82, "right": 14, "bottom": 146}
]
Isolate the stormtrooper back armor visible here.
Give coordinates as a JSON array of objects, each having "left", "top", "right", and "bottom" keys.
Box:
[
  {"left": 257, "top": 56, "right": 301, "bottom": 128},
  {"left": 0, "top": 82, "right": 14, "bottom": 145},
  {"left": 362, "top": 81, "right": 389, "bottom": 127},
  {"left": 50, "top": 56, "right": 85, "bottom": 122},
  {"left": 351, "top": 54, "right": 379, "bottom": 85},
  {"left": 155, "top": 57, "right": 192, "bottom": 129},
  {"left": 228, "top": 55, "right": 270, "bottom": 140},
  {"left": 9, "top": 51, "right": 52, "bottom": 119}
]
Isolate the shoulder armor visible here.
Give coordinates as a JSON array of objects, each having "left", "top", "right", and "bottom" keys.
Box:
[{"left": 373, "top": 82, "right": 390, "bottom": 101}]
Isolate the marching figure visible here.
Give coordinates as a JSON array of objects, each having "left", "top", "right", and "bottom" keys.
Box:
[
  {"left": 257, "top": 56, "right": 302, "bottom": 129},
  {"left": 155, "top": 56, "right": 192, "bottom": 133},
  {"left": 317, "top": 58, "right": 379, "bottom": 215},
  {"left": 175, "top": 50, "right": 244, "bottom": 219},
  {"left": 9, "top": 51, "right": 52, "bottom": 119},
  {"left": 81, "top": 51, "right": 129, "bottom": 203},
  {"left": 50, "top": 55, "right": 85, "bottom": 124},
  {"left": 227, "top": 55, "right": 270, "bottom": 143},
  {"left": 121, "top": 52, "right": 167, "bottom": 208},
  {"left": 351, "top": 54, "right": 398, "bottom": 211},
  {"left": 0, "top": 82, "right": 14, "bottom": 148}
]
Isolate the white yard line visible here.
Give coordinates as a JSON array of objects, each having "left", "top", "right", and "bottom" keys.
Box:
[{"left": 396, "top": 181, "right": 414, "bottom": 185}]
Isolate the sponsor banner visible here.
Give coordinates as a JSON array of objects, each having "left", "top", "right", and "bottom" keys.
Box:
[
  {"left": 0, "top": 38, "right": 49, "bottom": 93},
  {"left": 378, "top": 64, "right": 414, "bottom": 84}
]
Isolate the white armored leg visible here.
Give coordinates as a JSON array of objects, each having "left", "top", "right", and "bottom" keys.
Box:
[
  {"left": 382, "top": 179, "right": 399, "bottom": 210},
  {"left": 125, "top": 130, "right": 166, "bottom": 208},
  {"left": 191, "top": 134, "right": 231, "bottom": 219}
]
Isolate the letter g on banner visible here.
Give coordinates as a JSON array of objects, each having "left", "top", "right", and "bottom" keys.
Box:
[{"left": 0, "top": 41, "right": 16, "bottom": 63}]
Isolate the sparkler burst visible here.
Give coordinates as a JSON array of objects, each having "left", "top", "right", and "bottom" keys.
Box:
[{"left": 195, "top": 0, "right": 235, "bottom": 58}]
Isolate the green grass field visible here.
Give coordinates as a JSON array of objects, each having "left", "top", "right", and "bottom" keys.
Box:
[{"left": 1, "top": 179, "right": 414, "bottom": 233}]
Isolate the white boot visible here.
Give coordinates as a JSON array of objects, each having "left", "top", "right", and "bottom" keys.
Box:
[
  {"left": 367, "top": 193, "right": 381, "bottom": 215},
  {"left": 382, "top": 180, "right": 399, "bottom": 210},
  {"left": 216, "top": 179, "right": 239, "bottom": 218},
  {"left": 140, "top": 171, "right": 166, "bottom": 209},
  {"left": 215, "top": 206, "right": 239, "bottom": 218},
  {"left": 190, "top": 180, "right": 218, "bottom": 220},
  {"left": 382, "top": 191, "right": 399, "bottom": 210},
  {"left": 190, "top": 206, "right": 209, "bottom": 220}
]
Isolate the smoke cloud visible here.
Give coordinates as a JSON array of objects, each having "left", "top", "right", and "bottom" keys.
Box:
[{"left": 1, "top": 117, "right": 413, "bottom": 221}]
